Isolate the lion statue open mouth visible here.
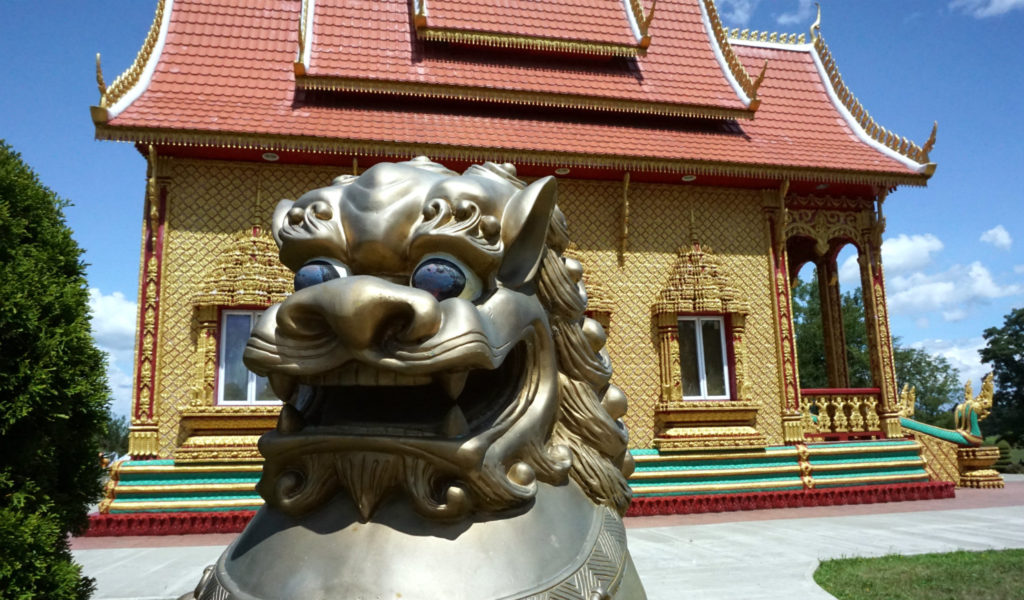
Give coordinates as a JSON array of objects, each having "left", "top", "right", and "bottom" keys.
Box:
[{"left": 186, "top": 158, "right": 646, "bottom": 600}]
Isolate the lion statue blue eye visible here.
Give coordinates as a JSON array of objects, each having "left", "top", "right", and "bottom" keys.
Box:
[
  {"left": 294, "top": 260, "right": 342, "bottom": 291},
  {"left": 411, "top": 258, "right": 467, "bottom": 300}
]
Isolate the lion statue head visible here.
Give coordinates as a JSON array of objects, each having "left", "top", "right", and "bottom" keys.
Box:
[{"left": 244, "top": 157, "right": 634, "bottom": 521}]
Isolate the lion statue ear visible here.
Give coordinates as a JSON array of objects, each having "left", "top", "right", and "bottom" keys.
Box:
[{"left": 497, "top": 176, "right": 557, "bottom": 288}]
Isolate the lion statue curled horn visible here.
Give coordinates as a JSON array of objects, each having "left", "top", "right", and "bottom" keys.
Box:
[{"left": 185, "top": 157, "right": 646, "bottom": 600}]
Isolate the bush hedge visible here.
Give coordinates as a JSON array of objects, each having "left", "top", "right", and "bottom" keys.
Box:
[{"left": 0, "top": 141, "right": 111, "bottom": 599}]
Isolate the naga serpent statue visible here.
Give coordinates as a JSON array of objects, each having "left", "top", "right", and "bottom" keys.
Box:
[{"left": 185, "top": 157, "right": 646, "bottom": 599}]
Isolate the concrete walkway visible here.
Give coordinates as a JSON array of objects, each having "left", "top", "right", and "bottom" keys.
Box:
[{"left": 74, "top": 476, "right": 1024, "bottom": 600}]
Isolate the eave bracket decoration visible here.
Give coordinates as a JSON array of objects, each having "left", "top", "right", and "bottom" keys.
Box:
[{"left": 651, "top": 226, "right": 766, "bottom": 452}]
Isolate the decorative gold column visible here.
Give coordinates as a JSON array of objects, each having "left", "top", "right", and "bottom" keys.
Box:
[
  {"left": 817, "top": 255, "right": 849, "bottom": 388},
  {"left": 763, "top": 183, "right": 804, "bottom": 443},
  {"left": 128, "top": 146, "right": 167, "bottom": 458},
  {"left": 192, "top": 305, "right": 219, "bottom": 406},
  {"left": 857, "top": 195, "right": 902, "bottom": 438}
]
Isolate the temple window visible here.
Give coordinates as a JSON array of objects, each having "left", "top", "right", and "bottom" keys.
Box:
[
  {"left": 190, "top": 226, "right": 294, "bottom": 408},
  {"left": 651, "top": 237, "right": 766, "bottom": 452},
  {"left": 217, "top": 310, "right": 278, "bottom": 405},
  {"left": 677, "top": 316, "right": 730, "bottom": 400},
  {"left": 652, "top": 238, "right": 749, "bottom": 406}
]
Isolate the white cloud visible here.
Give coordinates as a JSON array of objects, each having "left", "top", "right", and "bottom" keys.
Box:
[
  {"left": 1015, "top": 265, "right": 1024, "bottom": 274},
  {"left": 980, "top": 225, "right": 1012, "bottom": 250},
  {"left": 776, "top": 0, "right": 816, "bottom": 26},
  {"left": 915, "top": 317, "right": 930, "bottom": 329},
  {"left": 910, "top": 337, "right": 989, "bottom": 392},
  {"left": 950, "top": 0, "right": 1024, "bottom": 18},
  {"left": 941, "top": 308, "right": 967, "bottom": 322},
  {"left": 88, "top": 289, "right": 137, "bottom": 416},
  {"left": 717, "top": 0, "right": 761, "bottom": 26},
  {"left": 837, "top": 233, "right": 943, "bottom": 289},
  {"left": 887, "top": 261, "right": 1021, "bottom": 315},
  {"left": 882, "top": 233, "right": 944, "bottom": 274},
  {"left": 838, "top": 254, "right": 860, "bottom": 288}
]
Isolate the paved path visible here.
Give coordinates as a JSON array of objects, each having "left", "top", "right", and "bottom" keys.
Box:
[{"left": 74, "top": 476, "right": 1024, "bottom": 600}]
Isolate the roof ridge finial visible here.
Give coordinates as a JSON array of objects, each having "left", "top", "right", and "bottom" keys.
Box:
[
  {"left": 642, "top": 0, "right": 657, "bottom": 36},
  {"left": 810, "top": 3, "right": 822, "bottom": 41},
  {"left": 95, "top": 53, "right": 107, "bottom": 107},
  {"left": 751, "top": 60, "right": 768, "bottom": 96},
  {"left": 921, "top": 121, "right": 938, "bottom": 162}
]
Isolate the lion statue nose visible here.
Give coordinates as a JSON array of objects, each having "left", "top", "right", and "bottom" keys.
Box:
[
  {"left": 277, "top": 276, "right": 442, "bottom": 352},
  {"left": 287, "top": 200, "right": 333, "bottom": 225}
]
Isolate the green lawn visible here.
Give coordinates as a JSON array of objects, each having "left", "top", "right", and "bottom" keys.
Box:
[{"left": 814, "top": 549, "right": 1024, "bottom": 600}]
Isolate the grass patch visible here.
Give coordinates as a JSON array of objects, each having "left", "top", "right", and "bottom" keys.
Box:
[{"left": 814, "top": 549, "right": 1024, "bottom": 600}]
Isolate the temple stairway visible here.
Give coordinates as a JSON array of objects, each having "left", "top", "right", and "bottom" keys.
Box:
[
  {"left": 100, "top": 460, "right": 262, "bottom": 515},
  {"left": 626, "top": 439, "right": 952, "bottom": 515},
  {"left": 89, "top": 439, "right": 954, "bottom": 533}
]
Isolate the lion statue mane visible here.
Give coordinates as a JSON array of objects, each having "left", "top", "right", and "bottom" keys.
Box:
[{"left": 186, "top": 157, "right": 646, "bottom": 600}]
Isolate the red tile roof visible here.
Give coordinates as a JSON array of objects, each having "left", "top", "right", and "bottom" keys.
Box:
[
  {"left": 97, "top": 0, "right": 931, "bottom": 184},
  {"left": 304, "top": 0, "right": 750, "bottom": 117},
  {"left": 415, "top": 0, "right": 640, "bottom": 49}
]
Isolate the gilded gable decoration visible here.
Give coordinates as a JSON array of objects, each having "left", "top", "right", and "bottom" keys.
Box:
[{"left": 191, "top": 225, "right": 293, "bottom": 311}]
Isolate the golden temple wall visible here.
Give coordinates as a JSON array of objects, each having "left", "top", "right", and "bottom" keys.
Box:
[
  {"left": 554, "top": 179, "right": 781, "bottom": 447},
  {"left": 152, "top": 158, "right": 344, "bottom": 457},
  {"left": 146, "top": 159, "right": 783, "bottom": 456}
]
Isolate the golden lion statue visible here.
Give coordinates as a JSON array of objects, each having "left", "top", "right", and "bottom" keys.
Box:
[{"left": 186, "top": 158, "right": 646, "bottom": 599}]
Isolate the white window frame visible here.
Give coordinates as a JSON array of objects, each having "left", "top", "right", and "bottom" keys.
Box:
[
  {"left": 678, "top": 316, "right": 731, "bottom": 400},
  {"left": 217, "top": 310, "right": 280, "bottom": 405}
]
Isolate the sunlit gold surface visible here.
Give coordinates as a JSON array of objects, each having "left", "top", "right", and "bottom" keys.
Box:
[{"left": 957, "top": 445, "right": 1004, "bottom": 489}]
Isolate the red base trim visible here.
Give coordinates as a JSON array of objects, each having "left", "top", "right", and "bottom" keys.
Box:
[
  {"left": 85, "top": 483, "right": 955, "bottom": 535},
  {"left": 625, "top": 482, "right": 955, "bottom": 517},
  {"left": 85, "top": 511, "right": 257, "bottom": 537}
]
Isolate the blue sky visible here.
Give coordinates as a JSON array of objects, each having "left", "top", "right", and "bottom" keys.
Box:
[{"left": 1, "top": 1, "right": 1022, "bottom": 416}]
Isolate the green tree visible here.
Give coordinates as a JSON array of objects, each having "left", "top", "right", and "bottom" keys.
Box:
[
  {"left": 792, "top": 272, "right": 870, "bottom": 388},
  {"left": 98, "top": 413, "right": 130, "bottom": 456},
  {"left": 893, "top": 346, "right": 959, "bottom": 429},
  {"left": 980, "top": 308, "right": 1024, "bottom": 444},
  {"left": 0, "top": 141, "right": 111, "bottom": 599},
  {"left": 792, "top": 270, "right": 960, "bottom": 427}
]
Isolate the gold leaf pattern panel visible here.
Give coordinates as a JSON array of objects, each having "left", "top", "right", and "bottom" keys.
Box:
[
  {"left": 155, "top": 159, "right": 345, "bottom": 456},
  {"left": 555, "top": 180, "right": 781, "bottom": 448}
]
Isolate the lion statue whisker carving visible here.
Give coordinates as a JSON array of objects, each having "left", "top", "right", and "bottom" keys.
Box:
[{"left": 185, "top": 157, "right": 646, "bottom": 599}]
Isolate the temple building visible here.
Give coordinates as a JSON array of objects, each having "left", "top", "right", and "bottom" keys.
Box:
[{"left": 89, "top": 0, "right": 1000, "bottom": 532}]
